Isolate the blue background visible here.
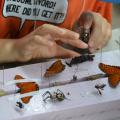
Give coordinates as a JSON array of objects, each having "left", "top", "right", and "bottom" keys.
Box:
[{"left": 101, "top": 0, "right": 120, "bottom": 3}]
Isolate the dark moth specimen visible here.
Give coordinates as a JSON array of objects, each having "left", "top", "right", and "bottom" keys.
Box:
[{"left": 66, "top": 54, "right": 95, "bottom": 67}]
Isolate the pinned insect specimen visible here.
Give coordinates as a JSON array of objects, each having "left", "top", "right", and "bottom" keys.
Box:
[
  {"left": 66, "top": 54, "right": 95, "bottom": 67},
  {"left": 99, "top": 63, "right": 120, "bottom": 88},
  {"left": 16, "top": 102, "right": 24, "bottom": 109},
  {"left": 42, "top": 89, "right": 67, "bottom": 102},
  {"left": 95, "top": 84, "right": 106, "bottom": 95},
  {"left": 44, "top": 60, "right": 65, "bottom": 77},
  {"left": 15, "top": 75, "right": 39, "bottom": 104}
]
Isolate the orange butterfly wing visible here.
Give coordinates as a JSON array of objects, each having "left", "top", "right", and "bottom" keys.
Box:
[
  {"left": 99, "top": 63, "right": 120, "bottom": 88},
  {"left": 99, "top": 63, "right": 120, "bottom": 75},
  {"left": 15, "top": 75, "right": 39, "bottom": 104},
  {"left": 108, "top": 74, "right": 120, "bottom": 88},
  {"left": 44, "top": 60, "right": 65, "bottom": 77},
  {"left": 15, "top": 75, "right": 30, "bottom": 88},
  {"left": 20, "top": 83, "right": 39, "bottom": 104}
]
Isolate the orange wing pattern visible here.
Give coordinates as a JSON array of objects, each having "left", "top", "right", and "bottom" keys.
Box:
[
  {"left": 99, "top": 63, "right": 120, "bottom": 88},
  {"left": 15, "top": 75, "right": 39, "bottom": 104},
  {"left": 99, "top": 63, "right": 120, "bottom": 75},
  {"left": 44, "top": 60, "right": 65, "bottom": 77},
  {"left": 108, "top": 74, "right": 120, "bottom": 88}
]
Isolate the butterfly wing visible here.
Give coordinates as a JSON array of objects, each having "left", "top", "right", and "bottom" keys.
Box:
[
  {"left": 15, "top": 75, "right": 30, "bottom": 88},
  {"left": 44, "top": 60, "right": 65, "bottom": 77},
  {"left": 20, "top": 83, "right": 39, "bottom": 104},
  {"left": 15, "top": 75, "right": 39, "bottom": 104},
  {"left": 108, "top": 74, "right": 120, "bottom": 88},
  {"left": 99, "top": 63, "right": 120, "bottom": 75},
  {"left": 99, "top": 63, "right": 120, "bottom": 88}
]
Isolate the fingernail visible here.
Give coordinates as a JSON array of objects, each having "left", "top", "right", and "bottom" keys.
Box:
[{"left": 60, "top": 27, "right": 80, "bottom": 40}]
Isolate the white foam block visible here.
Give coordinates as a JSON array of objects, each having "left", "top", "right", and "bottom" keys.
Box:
[{"left": 0, "top": 50, "right": 120, "bottom": 120}]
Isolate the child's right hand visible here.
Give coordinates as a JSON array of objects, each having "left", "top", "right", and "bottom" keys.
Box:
[{"left": 15, "top": 24, "right": 88, "bottom": 62}]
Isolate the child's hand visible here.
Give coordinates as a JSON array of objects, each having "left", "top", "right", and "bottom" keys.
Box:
[
  {"left": 88, "top": 12, "right": 112, "bottom": 53},
  {"left": 15, "top": 24, "right": 88, "bottom": 62}
]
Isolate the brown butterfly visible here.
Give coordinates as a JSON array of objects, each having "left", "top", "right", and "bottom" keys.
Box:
[
  {"left": 99, "top": 63, "right": 120, "bottom": 88},
  {"left": 15, "top": 75, "right": 39, "bottom": 104},
  {"left": 44, "top": 60, "right": 65, "bottom": 77}
]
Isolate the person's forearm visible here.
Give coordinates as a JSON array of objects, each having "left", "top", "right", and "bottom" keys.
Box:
[{"left": 0, "top": 39, "right": 18, "bottom": 63}]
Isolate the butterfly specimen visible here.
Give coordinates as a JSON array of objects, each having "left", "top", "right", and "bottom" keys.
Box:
[
  {"left": 15, "top": 75, "right": 39, "bottom": 104},
  {"left": 66, "top": 54, "right": 95, "bottom": 67},
  {"left": 99, "top": 63, "right": 120, "bottom": 88},
  {"left": 44, "top": 60, "right": 65, "bottom": 77}
]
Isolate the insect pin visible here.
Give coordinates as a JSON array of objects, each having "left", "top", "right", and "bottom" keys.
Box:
[
  {"left": 95, "top": 84, "right": 106, "bottom": 95},
  {"left": 42, "top": 89, "right": 67, "bottom": 103}
]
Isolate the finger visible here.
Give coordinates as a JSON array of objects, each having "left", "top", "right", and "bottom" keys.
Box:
[
  {"left": 101, "top": 22, "right": 112, "bottom": 48},
  {"left": 56, "top": 38, "right": 88, "bottom": 49},
  {"left": 23, "top": 35, "right": 54, "bottom": 52},
  {"left": 88, "top": 30, "right": 100, "bottom": 53},
  {"left": 33, "top": 35, "right": 54, "bottom": 46},
  {"left": 78, "top": 12, "right": 93, "bottom": 29},
  {"left": 38, "top": 24, "right": 80, "bottom": 40},
  {"left": 55, "top": 45, "right": 80, "bottom": 58},
  {"left": 88, "top": 18, "right": 103, "bottom": 53},
  {"left": 89, "top": 20, "right": 111, "bottom": 52},
  {"left": 30, "top": 42, "right": 80, "bottom": 59}
]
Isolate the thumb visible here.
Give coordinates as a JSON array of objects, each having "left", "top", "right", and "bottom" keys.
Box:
[
  {"left": 77, "top": 12, "right": 94, "bottom": 44},
  {"left": 78, "top": 12, "right": 93, "bottom": 29}
]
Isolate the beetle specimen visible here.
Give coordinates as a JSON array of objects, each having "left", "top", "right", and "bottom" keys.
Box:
[
  {"left": 66, "top": 54, "right": 95, "bottom": 67},
  {"left": 95, "top": 84, "right": 106, "bottom": 95},
  {"left": 42, "top": 89, "right": 67, "bottom": 102}
]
